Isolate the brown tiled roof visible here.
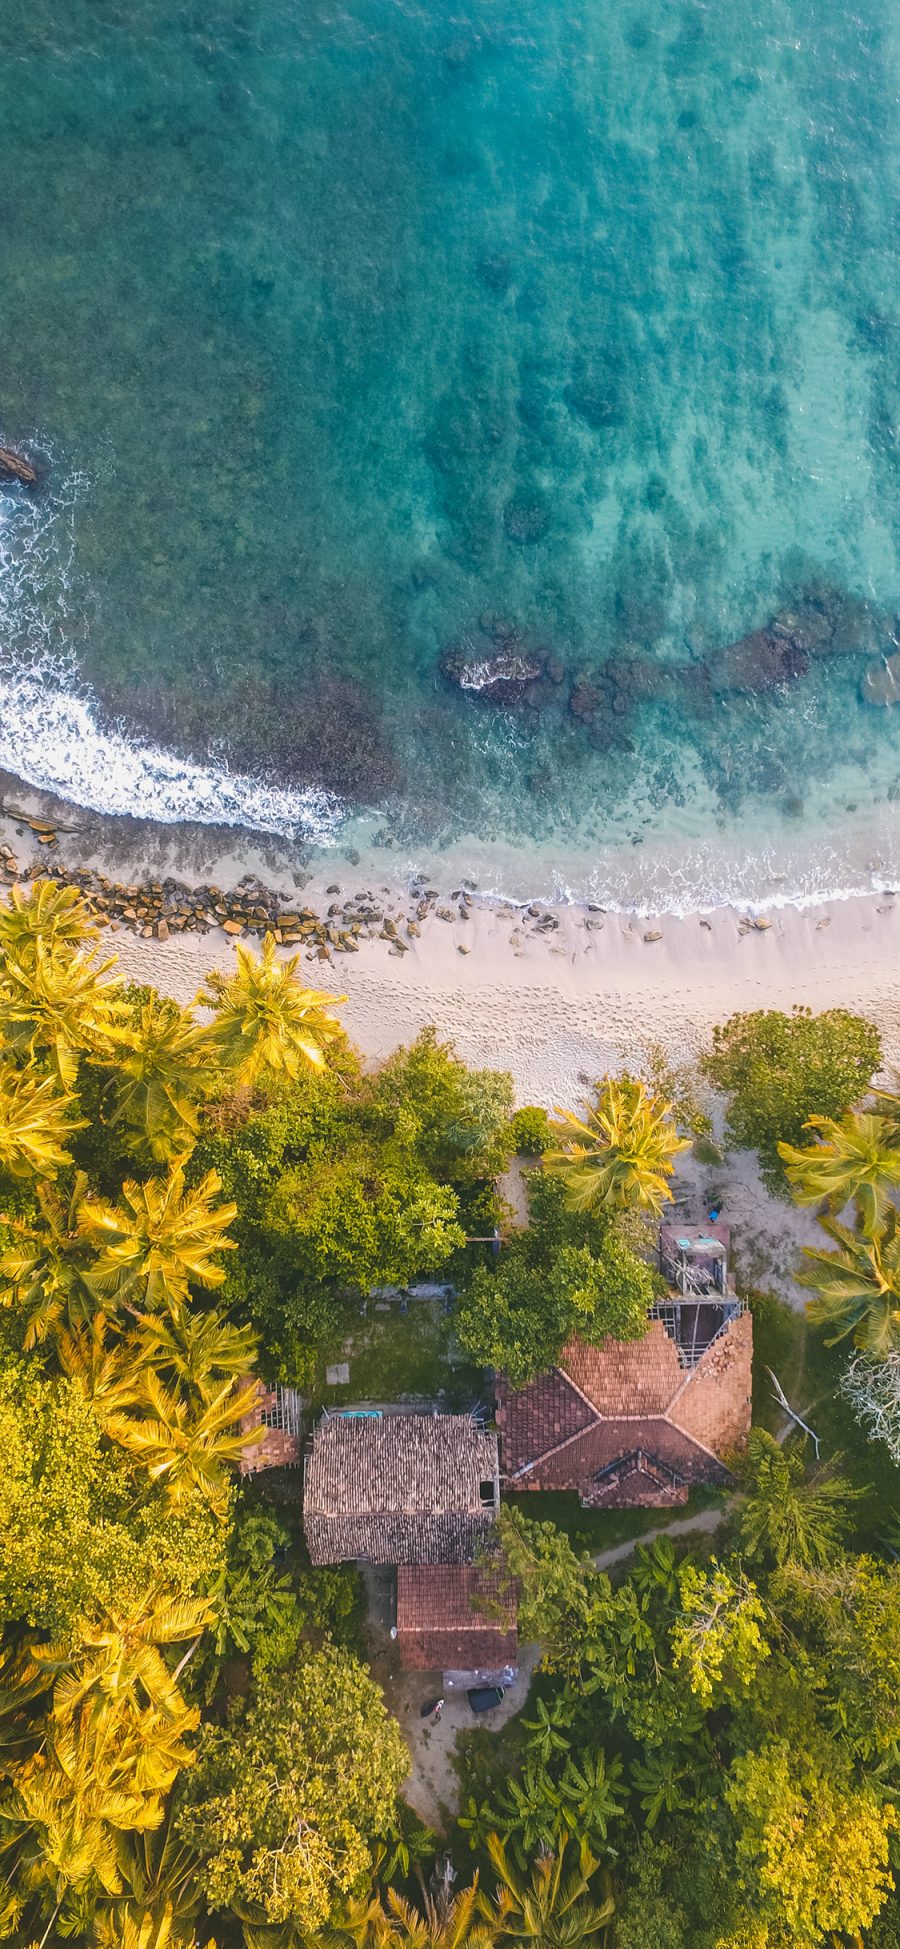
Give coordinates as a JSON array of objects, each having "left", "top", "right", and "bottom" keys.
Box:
[
  {"left": 496, "top": 1311, "right": 752, "bottom": 1505},
  {"left": 396, "top": 1564, "right": 518, "bottom": 1671},
  {"left": 304, "top": 1413, "right": 500, "bottom": 1565}
]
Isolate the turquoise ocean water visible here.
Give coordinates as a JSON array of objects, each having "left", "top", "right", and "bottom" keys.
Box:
[{"left": 1, "top": 0, "right": 899, "bottom": 906}]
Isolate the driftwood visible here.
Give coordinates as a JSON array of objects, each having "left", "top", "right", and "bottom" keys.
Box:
[{"left": 0, "top": 446, "right": 37, "bottom": 486}]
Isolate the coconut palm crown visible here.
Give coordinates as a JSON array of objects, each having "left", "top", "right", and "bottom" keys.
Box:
[
  {"left": 778, "top": 1110, "right": 900, "bottom": 1235},
  {"left": 796, "top": 1208, "right": 900, "bottom": 1356},
  {"left": 544, "top": 1074, "right": 688, "bottom": 1217},
  {"left": 198, "top": 933, "right": 346, "bottom": 1085}
]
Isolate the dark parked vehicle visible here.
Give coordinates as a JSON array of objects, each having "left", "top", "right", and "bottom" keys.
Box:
[{"left": 467, "top": 1685, "right": 505, "bottom": 1714}]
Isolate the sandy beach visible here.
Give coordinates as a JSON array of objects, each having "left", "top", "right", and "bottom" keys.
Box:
[{"left": 2, "top": 773, "right": 898, "bottom": 1306}]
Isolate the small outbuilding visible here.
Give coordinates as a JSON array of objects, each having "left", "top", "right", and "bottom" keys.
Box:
[
  {"left": 238, "top": 1380, "right": 304, "bottom": 1475},
  {"left": 395, "top": 1563, "right": 518, "bottom": 1675}
]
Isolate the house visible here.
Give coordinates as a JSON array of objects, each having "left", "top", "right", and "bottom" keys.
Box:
[
  {"left": 238, "top": 1380, "right": 304, "bottom": 1475},
  {"left": 395, "top": 1563, "right": 518, "bottom": 1675},
  {"left": 496, "top": 1224, "right": 752, "bottom": 1507},
  {"left": 303, "top": 1410, "right": 501, "bottom": 1565}
]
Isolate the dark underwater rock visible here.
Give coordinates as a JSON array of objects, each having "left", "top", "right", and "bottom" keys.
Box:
[
  {"left": 503, "top": 495, "right": 551, "bottom": 544},
  {"left": 708, "top": 626, "right": 809, "bottom": 694},
  {"left": 0, "top": 445, "right": 37, "bottom": 485},
  {"left": 440, "top": 640, "right": 548, "bottom": 703}
]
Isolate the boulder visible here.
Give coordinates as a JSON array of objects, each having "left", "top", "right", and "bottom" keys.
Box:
[
  {"left": 440, "top": 641, "right": 547, "bottom": 704},
  {"left": 0, "top": 445, "right": 37, "bottom": 485},
  {"left": 709, "top": 626, "right": 809, "bottom": 694}
]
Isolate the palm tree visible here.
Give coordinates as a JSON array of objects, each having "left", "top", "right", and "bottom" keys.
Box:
[
  {"left": 0, "top": 1174, "right": 97, "bottom": 1349},
  {"left": 0, "top": 938, "right": 122, "bottom": 1087},
  {"left": 79, "top": 1167, "right": 237, "bottom": 1313},
  {"left": 376, "top": 1879, "right": 494, "bottom": 1948},
  {"left": 479, "top": 1835, "right": 614, "bottom": 1945},
  {"left": 36, "top": 1591, "right": 211, "bottom": 1727},
  {"left": 198, "top": 933, "right": 346, "bottom": 1085},
  {"left": 0, "top": 878, "right": 99, "bottom": 962},
  {"left": 0, "top": 1061, "right": 85, "bottom": 1181},
  {"left": 57, "top": 1317, "right": 143, "bottom": 1419},
  {"left": 555, "top": 1751, "right": 625, "bottom": 1850},
  {"left": 736, "top": 1427, "right": 857, "bottom": 1568},
  {"left": 100, "top": 997, "right": 215, "bottom": 1162},
  {"left": 778, "top": 1111, "right": 900, "bottom": 1234},
  {"left": 490, "top": 1767, "right": 563, "bottom": 1860},
  {"left": 544, "top": 1075, "right": 688, "bottom": 1217},
  {"left": 102, "top": 1369, "right": 257, "bottom": 1514},
  {"left": 796, "top": 1210, "right": 900, "bottom": 1355},
  {"left": 136, "top": 1301, "right": 257, "bottom": 1405}
]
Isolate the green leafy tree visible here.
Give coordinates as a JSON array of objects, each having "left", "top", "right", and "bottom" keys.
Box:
[
  {"left": 0, "top": 1352, "right": 228, "bottom": 1636},
  {"left": 702, "top": 1006, "right": 881, "bottom": 1191},
  {"left": 735, "top": 1427, "right": 856, "bottom": 1568},
  {"left": 198, "top": 934, "right": 346, "bottom": 1085},
  {"left": 456, "top": 1172, "right": 656, "bottom": 1385},
  {"left": 795, "top": 1209, "right": 900, "bottom": 1353},
  {"left": 264, "top": 1143, "right": 464, "bottom": 1295},
  {"left": 778, "top": 1109, "right": 900, "bottom": 1232},
  {"left": 367, "top": 1028, "right": 514, "bottom": 1185},
  {"left": 456, "top": 1233, "right": 654, "bottom": 1386},
  {"left": 506, "top": 1107, "right": 552, "bottom": 1157},
  {"left": 176, "top": 1649, "right": 408, "bottom": 1934},
  {"left": 778, "top": 1554, "right": 900, "bottom": 1759},
  {"left": 725, "top": 1735, "right": 896, "bottom": 1947},
  {"left": 545, "top": 1075, "right": 688, "bottom": 1217}
]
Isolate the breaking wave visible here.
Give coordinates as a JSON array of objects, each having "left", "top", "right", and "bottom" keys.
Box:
[{"left": 0, "top": 462, "right": 343, "bottom": 844}]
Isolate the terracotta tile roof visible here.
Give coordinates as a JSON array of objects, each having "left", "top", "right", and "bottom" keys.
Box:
[
  {"left": 497, "top": 1310, "right": 752, "bottom": 1506},
  {"left": 396, "top": 1564, "right": 518, "bottom": 1671},
  {"left": 303, "top": 1413, "right": 500, "bottom": 1565}
]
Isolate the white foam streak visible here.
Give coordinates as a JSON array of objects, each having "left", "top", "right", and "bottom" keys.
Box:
[
  {"left": 0, "top": 466, "right": 343, "bottom": 843},
  {"left": 0, "top": 660, "right": 343, "bottom": 841}
]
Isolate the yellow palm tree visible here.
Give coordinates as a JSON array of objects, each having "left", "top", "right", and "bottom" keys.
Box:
[
  {"left": 36, "top": 1591, "right": 212, "bottom": 1727},
  {"left": 57, "top": 1317, "right": 144, "bottom": 1417},
  {"left": 479, "top": 1834, "right": 613, "bottom": 1945},
  {"left": 0, "top": 1062, "right": 85, "bottom": 1180},
  {"left": 0, "top": 1174, "right": 98, "bottom": 1349},
  {"left": 0, "top": 938, "right": 122, "bottom": 1087},
  {"left": 778, "top": 1110, "right": 900, "bottom": 1235},
  {"left": 101, "top": 997, "right": 215, "bottom": 1163},
  {"left": 0, "top": 878, "right": 99, "bottom": 962},
  {"left": 79, "top": 1167, "right": 237, "bottom": 1312},
  {"left": 545, "top": 1075, "right": 688, "bottom": 1216},
  {"left": 101, "top": 1370, "right": 256, "bottom": 1515},
  {"left": 198, "top": 933, "right": 346, "bottom": 1085},
  {"left": 136, "top": 1301, "right": 257, "bottom": 1405}
]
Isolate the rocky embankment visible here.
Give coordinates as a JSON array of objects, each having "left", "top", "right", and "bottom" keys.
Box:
[{"left": 0, "top": 805, "right": 574, "bottom": 963}]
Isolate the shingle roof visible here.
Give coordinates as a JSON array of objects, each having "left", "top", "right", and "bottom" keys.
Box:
[
  {"left": 303, "top": 1413, "right": 500, "bottom": 1565},
  {"left": 396, "top": 1564, "right": 518, "bottom": 1671}
]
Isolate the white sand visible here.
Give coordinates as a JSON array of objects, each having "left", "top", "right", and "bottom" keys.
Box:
[
  {"left": 99, "top": 889, "right": 899, "bottom": 1310},
  {"left": 108, "top": 890, "right": 900, "bottom": 1105}
]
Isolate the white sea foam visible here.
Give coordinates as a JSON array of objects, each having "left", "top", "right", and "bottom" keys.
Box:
[
  {"left": 0, "top": 657, "right": 343, "bottom": 842},
  {"left": 0, "top": 463, "right": 343, "bottom": 844}
]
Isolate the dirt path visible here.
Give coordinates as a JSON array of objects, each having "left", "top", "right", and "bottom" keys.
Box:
[
  {"left": 592, "top": 1500, "right": 730, "bottom": 1572},
  {"left": 378, "top": 1502, "right": 732, "bottom": 1829}
]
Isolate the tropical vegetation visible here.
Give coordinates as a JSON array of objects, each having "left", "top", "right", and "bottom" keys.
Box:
[{"left": 2, "top": 880, "right": 900, "bottom": 1947}]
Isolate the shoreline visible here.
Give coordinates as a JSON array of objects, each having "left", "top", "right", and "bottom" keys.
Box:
[{"left": 3, "top": 773, "right": 900, "bottom": 1102}]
